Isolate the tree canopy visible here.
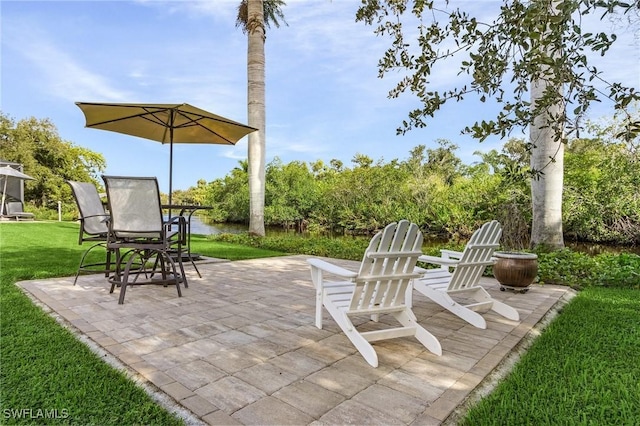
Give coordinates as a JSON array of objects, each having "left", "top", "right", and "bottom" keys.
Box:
[
  {"left": 355, "top": 0, "right": 639, "bottom": 144},
  {"left": 0, "top": 112, "right": 106, "bottom": 207}
]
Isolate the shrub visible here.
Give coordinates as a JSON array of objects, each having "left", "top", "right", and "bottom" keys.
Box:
[{"left": 536, "top": 249, "right": 640, "bottom": 289}]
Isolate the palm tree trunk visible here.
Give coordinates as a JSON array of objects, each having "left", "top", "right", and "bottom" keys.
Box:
[{"left": 247, "top": 0, "right": 266, "bottom": 236}]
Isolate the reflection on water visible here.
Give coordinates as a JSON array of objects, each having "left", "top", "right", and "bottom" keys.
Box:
[
  {"left": 565, "top": 240, "right": 640, "bottom": 255},
  {"left": 189, "top": 216, "right": 248, "bottom": 235},
  {"left": 189, "top": 216, "right": 640, "bottom": 255}
]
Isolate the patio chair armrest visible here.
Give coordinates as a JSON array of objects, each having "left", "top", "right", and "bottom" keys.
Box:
[
  {"left": 307, "top": 258, "right": 358, "bottom": 279},
  {"left": 80, "top": 213, "right": 110, "bottom": 222},
  {"left": 164, "top": 215, "right": 187, "bottom": 244},
  {"left": 164, "top": 214, "right": 185, "bottom": 225}
]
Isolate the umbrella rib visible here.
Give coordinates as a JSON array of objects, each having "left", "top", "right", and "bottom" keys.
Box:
[
  {"left": 173, "top": 111, "right": 255, "bottom": 144},
  {"left": 84, "top": 108, "right": 170, "bottom": 128}
]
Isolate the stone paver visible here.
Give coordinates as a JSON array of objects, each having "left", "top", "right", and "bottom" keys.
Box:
[{"left": 17, "top": 255, "right": 572, "bottom": 425}]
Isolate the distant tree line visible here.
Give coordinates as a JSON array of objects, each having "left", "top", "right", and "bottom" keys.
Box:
[
  {"left": 3, "top": 111, "right": 638, "bottom": 246},
  {"left": 173, "top": 118, "right": 640, "bottom": 247}
]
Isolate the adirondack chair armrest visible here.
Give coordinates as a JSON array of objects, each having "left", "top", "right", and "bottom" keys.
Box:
[
  {"left": 414, "top": 266, "right": 429, "bottom": 274},
  {"left": 440, "top": 249, "right": 463, "bottom": 260},
  {"left": 307, "top": 258, "right": 358, "bottom": 279},
  {"left": 418, "top": 254, "right": 459, "bottom": 266}
]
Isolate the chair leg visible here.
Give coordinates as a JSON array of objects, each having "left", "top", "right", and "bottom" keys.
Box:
[
  {"left": 118, "top": 250, "right": 143, "bottom": 304},
  {"left": 394, "top": 309, "right": 442, "bottom": 356},
  {"left": 73, "top": 249, "right": 88, "bottom": 285},
  {"left": 105, "top": 248, "right": 113, "bottom": 278},
  {"left": 414, "top": 281, "right": 488, "bottom": 329},
  {"left": 172, "top": 242, "right": 188, "bottom": 288},
  {"left": 109, "top": 248, "right": 123, "bottom": 294},
  {"left": 74, "top": 242, "right": 110, "bottom": 285},
  {"left": 322, "top": 295, "right": 379, "bottom": 367},
  {"left": 489, "top": 300, "right": 520, "bottom": 321},
  {"left": 189, "top": 256, "right": 201, "bottom": 279},
  {"left": 309, "top": 266, "right": 324, "bottom": 329},
  {"left": 167, "top": 253, "right": 183, "bottom": 297},
  {"left": 158, "top": 250, "right": 183, "bottom": 297}
]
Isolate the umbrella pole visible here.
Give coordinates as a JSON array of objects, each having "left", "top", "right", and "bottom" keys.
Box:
[
  {"left": 168, "top": 120, "right": 174, "bottom": 218},
  {"left": 169, "top": 141, "right": 173, "bottom": 218},
  {"left": 1, "top": 178, "right": 6, "bottom": 216}
]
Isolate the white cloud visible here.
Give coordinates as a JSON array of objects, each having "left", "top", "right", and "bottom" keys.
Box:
[{"left": 3, "top": 22, "right": 130, "bottom": 102}]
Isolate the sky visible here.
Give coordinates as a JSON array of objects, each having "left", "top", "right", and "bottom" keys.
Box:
[{"left": 2, "top": 0, "right": 639, "bottom": 194}]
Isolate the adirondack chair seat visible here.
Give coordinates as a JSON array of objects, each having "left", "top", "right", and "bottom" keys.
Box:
[
  {"left": 411, "top": 220, "right": 520, "bottom": 329},
  {"left": 308, "top": 220, "right": 442, "bottom": 367}
]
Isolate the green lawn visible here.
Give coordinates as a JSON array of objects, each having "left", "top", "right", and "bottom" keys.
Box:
[
  {"left": 0, "top": 221, "right": 282, "bottom": 425},
  {"left": 1, "top": 221, "right": 639, "bottom": 425},
  {"left": 460, "top": 286, "right": 640, "bottom": 425}
]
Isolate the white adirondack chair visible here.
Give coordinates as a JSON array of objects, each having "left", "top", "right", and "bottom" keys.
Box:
[
  {"left": 308, "top": 220, "right": 442, "bottom": 367},
  {"left": 411, "top": 220, "right": 519, "bottom": 329}
]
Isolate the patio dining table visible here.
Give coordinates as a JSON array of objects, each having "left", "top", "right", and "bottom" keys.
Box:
[{"left": 162, "top": 204, "right": 214, "bottom": 277}]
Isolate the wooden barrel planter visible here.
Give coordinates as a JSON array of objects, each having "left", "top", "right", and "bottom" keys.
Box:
[{"left": 493, "top": 251, "right": 538, "bottom": 293}]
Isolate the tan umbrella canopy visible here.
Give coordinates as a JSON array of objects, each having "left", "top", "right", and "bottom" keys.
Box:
[
  {"left": 75, "top": 102, "right": 257, "bottom": 205},
  {"left": 0, "top": 166, "right": 35, "bottom": 216}
]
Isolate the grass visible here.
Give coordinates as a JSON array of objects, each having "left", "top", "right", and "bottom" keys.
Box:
[
  {"left": 0, "top": 221, "right": 283, "bottom": 425},
  {"left": 460, "top": 287, "right": 640, "bottom": 425},
  {"left": 2, "top": 221, "right": 639, "bottom": 425}
]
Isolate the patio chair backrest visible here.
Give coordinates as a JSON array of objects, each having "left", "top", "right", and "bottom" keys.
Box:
[
  {"left": 351, "top": 220, "right": 423, "bottom": 313},
  {"left": 448, "top": 220, "right": 502, "bottom": 291},
  {"left": 101, "top": 176, "right": 164, "bottom": 239},
  {"left": 67, "top": 181, "right": 109, "bottom": 236},
  {"left": 3, "top": 201, "right": 34, "bottom": 220},
  {"left": 5, "top": 201, "right": 22, "bottom": 214}
]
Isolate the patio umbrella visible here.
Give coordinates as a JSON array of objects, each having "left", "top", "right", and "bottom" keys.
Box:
[
  {"left": 75, "top": 102, "right": 257, "bottom": 206},
  {"left": 0, "top": 166, "right": 34, "bottom": 216}
]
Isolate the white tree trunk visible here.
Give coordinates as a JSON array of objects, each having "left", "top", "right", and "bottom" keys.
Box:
[
  {"left": 530, "top": 0, "right": 565, "bottom": 250},
  {"left": 247, "top": 0, "right": 266, "bottom": 236},
  {"left": 529, "top": 78, "right": 565, "bottom": 249}
]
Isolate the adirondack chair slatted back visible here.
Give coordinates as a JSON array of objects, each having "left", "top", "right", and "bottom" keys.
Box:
[
  {"left": 448, "top": 220, "right": 502, "bottom": 291},
  {"left": 350, "top": 221, "right": 423, "bottom": 312}
]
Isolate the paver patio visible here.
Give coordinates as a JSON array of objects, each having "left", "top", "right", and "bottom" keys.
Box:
[{"left": 17, "top": 255, "right": 572, "bottom": 425}]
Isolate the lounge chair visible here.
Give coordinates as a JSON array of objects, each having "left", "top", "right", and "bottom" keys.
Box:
[
  {"left": 3, "top": 201, "right": 34, "bottom": 221},
  {"left": 411, "top": 220, "right": 519, "bottom": 329},
  {"left": 67, "top": 181, "right": 112, "bottom": 285},
  {"left": 308, "top": 220, "right": 442, "bottom": 367},
  {"left": 102, "top": 175, "right": 187, "bottom": 304}
]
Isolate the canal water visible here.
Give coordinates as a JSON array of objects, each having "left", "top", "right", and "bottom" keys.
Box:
[
  {"left": 189, "top": 216, "right": 247, "bottom": 235},
  {"left": 190, "top": 215, "right": 640, "bottom": 255}
]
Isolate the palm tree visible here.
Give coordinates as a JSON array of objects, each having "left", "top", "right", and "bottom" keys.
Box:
[{"left": 236, "top": 0, "right": 287, "bottom": 236}]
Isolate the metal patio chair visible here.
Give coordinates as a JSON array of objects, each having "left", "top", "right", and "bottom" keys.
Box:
[
  {"left": 3, "top": 201, "right": 35, "bottom": 221},
  {"left": 102, "top": 175, "right": 187, "bottom": 304},
  {"left": 67, "top": 180, "right": 112, "bottom": 285}
]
